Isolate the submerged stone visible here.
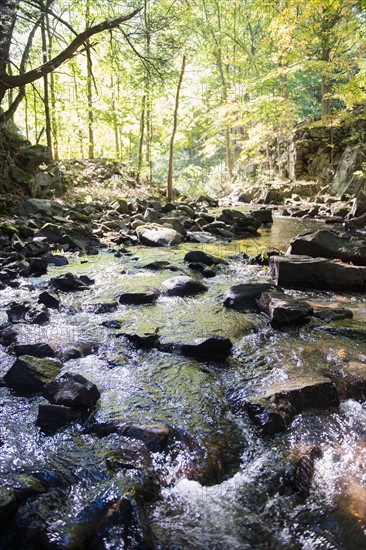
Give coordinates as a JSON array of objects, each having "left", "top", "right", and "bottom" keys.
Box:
[{"left": 119, "top": 290, "right": 159, "bottom": 305}]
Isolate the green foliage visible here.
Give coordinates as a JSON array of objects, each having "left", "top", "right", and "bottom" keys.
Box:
[{"left": 2, "top": 0, "right": 364, "bottom": 194}]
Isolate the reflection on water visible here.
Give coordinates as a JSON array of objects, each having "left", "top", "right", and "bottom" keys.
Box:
[{"left": 0, "top": 215, "right": 365, "bottom": 549}]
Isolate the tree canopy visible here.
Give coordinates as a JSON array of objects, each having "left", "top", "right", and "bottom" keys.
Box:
[{"left": 1, "top": 0, "right": 365, "bottom": 194}]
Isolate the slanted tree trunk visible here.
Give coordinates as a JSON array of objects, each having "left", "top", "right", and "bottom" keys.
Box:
[{"left": 167, "top": 54, "right": 186, "bottom": 202}]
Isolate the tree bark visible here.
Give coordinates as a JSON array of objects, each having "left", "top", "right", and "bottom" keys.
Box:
[
  {"left": 41, "top": 14, "right": 52, "bottom": 155},
  {"left": 167, "top": 54, "right": 186, "bottom": 202},
  {"left": 137, "top": 93, "right": 146, "bottom": 183}
]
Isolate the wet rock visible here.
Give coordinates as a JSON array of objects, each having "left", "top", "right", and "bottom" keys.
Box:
[
  {"left": 313, "top": 307, "right": 353, "bottom": 323},
  {"left": 223, "top": 283, "right": 282, "bottom": 311},
  {"left": 0, "top": 326, "right": 18, "bottom": 346},
  {"left": 0, "top": 487, "right": 17, "bottom": 526},
  {"left": 38, "top": 290, "right": 60, "bottom": 309},
  {"left": 315, "top": 322, "right": 366, "bottom": 342},
  {"left": 49, "top": 272, "right": 93, "bottom": 292},
  {"left": 37, "top": 404, "right": 82, "bottom": 433},
  {"left": 119, "top": 332, "right": 160, "bottom": 350},
  {"left": 12, "top": 343, "right": 55, "bottom": 358},
  {"left": 85, "top": 298, "right": 118, "bottom": 314},
  {"left": 184, "top": 250, "right": 222, "bottom": 266},
  {"left": 256, "top": 291, "right": 313, "bottom": 327},
  {"left": 45, "top": 254, "right": 69, "bottom": 267},
  {"left": 28, "top": 257, "right": 48, "bottom": 276},
  {"left": 290, "top": 445, "right": 323, "bottom": 497},
  {"left": 181, "top": 336, "right": 233, "bottom": 360},
  {"left": 0, "top": 222, "right": 19, "bottom": 237},
  {"left": 332, "top": 361, "right": 366, "bottom": 401},
  {"left": 250, "top": 209, "right": 273, "bottom": 225},
  {"left": 269, "top": 254, "right": 366, "bottom": 291},
  {"left": 25, "top": 304, "right": 50, "bottom": 325},
  {"left": 58, "top": 341, "right": 98, "bottom": 361},
  {"left": 136, "top": 224, "right": 182, "bottom": 247},
  {"left": 119, "top": 289, "right": 159, "bottom": 305},
  {"left": 161, "top": 276, "right": 208, "bottom": 297},
  {"left": 121, "top": 423, "right": 172, "bottom": 452},
  {"left": 242, "top": 377, "right": 340, "bottom": 434},
  {"left": 288, "top": 229, "right": 366, "bottom": 266},
  {"left": 6, "top": 302, "right": 50, "bottom": 325},
  {"left": 143, "top": 260, "right": 178, "bottom": 271},
  {"left": 188, "top": 263, "right": 217, "bottom": 278},
  {"left": 44, "top": 372, "right": 100, "bottom": 410},
  {"left": 4, "top": 355, "right": 62, "bottom": 395}
]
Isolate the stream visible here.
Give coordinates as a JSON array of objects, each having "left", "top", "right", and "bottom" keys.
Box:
[{"left": 0, "top": 215, "right": 365, "bottom": 549}]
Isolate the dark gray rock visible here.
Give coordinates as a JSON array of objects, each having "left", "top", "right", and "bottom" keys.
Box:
[
  {"left": 119, "top": 290, "right": 158, "bottom": 305},
  {"left": 44, "top": 372, "right": 100, "bottom": 409},
  {"left": 256, "top": 291, "right": 313, "bottom": 327},
  {"left": 188, "top": 263, "right": 217, "bottom": 278},
  {"left": 12, "top": 343, "right": 55, "bottom": 358},
  {"left": 85, "top": 298, "right": 118, "bottom": 314},
  {"left": 49, "top": 272, "right": 93, "bottom": 292},
  {"left": 223, "top": 283, "right": 282, "bottom": 311},
  {"left": 0, "top": 487, "right": 18, "bottom": 525},
  {"left": 16, "top": 145, "right": 51, "bottom": 172},
  {"left": 58, "top": 341, "right": 98, "bottom": 361},
  {"left": 38, "top": 290, "right": 60, "bottom": 309},
  {"left": 18, "top": 198, "right": 63, "bottom": 218},
  {"left": 37, "top": 404, "right": 82, "bottom": 433},
  {"left": 161, "top": 276, "right": 208, "bottom": 297},
  {"left": 242, "top": 377, "right": 339, "bottom": 434},
  {"left": 288, "top": 229, "right": 366, "bottom": 266},
  {"left": 21, "top": 237, "right": 50, "bottom": 257},
  {"left": 181, "top": 336, "right": 233, "bottom": 360},
  {"left": 250, "top": 209, "right": 273, "bottom": 225},
  {"left": 6, "top": 302, "right": 50, "bottom": 325},
  {"left": 269, "top": 255, "right": 366, "bottom": 291},
  {"left": 313, "top": 307, "right": 353, "bottom": 323},
  {"left": 119, "top": 332, "right": 160, "bottom": 350},
  {"left": 4, "top": 355, "right": 62, "bottom": 395},
  {"left": 184, "top": 250, "right": 222, "bottom": 266},
  {"left": 120, "top": 423, "right": 172, "bottom": 452}
]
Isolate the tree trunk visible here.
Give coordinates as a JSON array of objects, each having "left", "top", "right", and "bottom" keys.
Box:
[
  {"left": 321, "top": 47, "right": 331, "bottom": 117},
  {"left": 137, "top": 94, "right": 146, "bottom": 183},
  {"left": 167, "top": 54, "right": 186, "bottom": 202},
  {"left": 41, "top": 15, "right": 52, "bottom": 155},
  {"left": 47, "top": 13, "right": 59, "bottom": 160}
]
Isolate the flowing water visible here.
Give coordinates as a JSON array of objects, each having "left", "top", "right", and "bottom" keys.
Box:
[{"left": 0, "top": 216, "right": 365, "bottom": 549}]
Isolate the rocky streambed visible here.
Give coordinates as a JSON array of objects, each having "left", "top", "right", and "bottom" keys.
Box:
[{"left": 0, "top": 198, "right": 365, "bottom": 549}]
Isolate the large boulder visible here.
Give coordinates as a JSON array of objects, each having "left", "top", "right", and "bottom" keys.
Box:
[
  {"left": 18, "top": 198, "right": 64, "bottom": 218},
  {"left": 242, "top": 376, "right": 339, "bottom": 434},
  {"left": 223, "top": 283, "right": 282, "bottom": 311},
  {"left": 288, "top": 229, "right": 366, "bottom": 266},
  {"left": 43, "top": 372, "right": 100, "bottom": 410},
  {"left": 136, "top": 224, "right": 182, "bottom": 247},
  {"left": 269, "top": 255, "right": 366, "bottom": 291},
  {"left": 161, "top": 276, "right": 208, "bottom": 297},
  {"left": 4, "top": 355, "right": 62, "bottom": 395},
  {"left": 257, "top": 291, "right": 313, "bottom": 327},
  {"left": 331, "top": 145, "right": 366, "bottom": 198},
  {"left": 37, "top": 404, "right": 82, "bottom": 433},
  {"left": 16, "top": 145, "right": 51, "bottom": 172}
]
